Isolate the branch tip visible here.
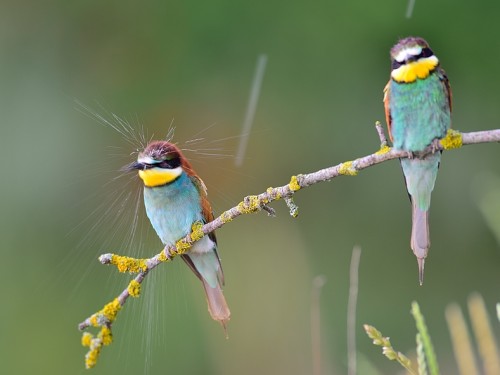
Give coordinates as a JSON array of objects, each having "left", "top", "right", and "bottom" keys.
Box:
[
  {"left": 98, "top": 253, "right": 113, "bottom": 264},
  {"left": 285, "top": 197, "right": 299, "bottom": 218}
]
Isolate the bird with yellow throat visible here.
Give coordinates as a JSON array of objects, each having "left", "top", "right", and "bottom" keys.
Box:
[
  {"left": 124, "top": 140, "right": 230, "bottom": 330},
  {"left": 383, "top": 37, "right": 452, "bottom": 284}
]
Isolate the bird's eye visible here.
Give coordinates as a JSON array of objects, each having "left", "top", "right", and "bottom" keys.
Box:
[
  {"left": 157, "top": 157, "right": 181, "bottom": 169},
  {"left": 419, "top": 47, "right": 433, "bottom": 58}
]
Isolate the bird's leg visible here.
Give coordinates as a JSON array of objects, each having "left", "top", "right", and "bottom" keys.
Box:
[
  {"left": 430, "top": 138, "right": 441, "bottom": 153},
  {"left": 406, "top": 151, "right": 415, "bottom": 159}
]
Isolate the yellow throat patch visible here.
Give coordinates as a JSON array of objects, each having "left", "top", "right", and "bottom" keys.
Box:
[
  {"left": 391, "top": 56, "right": 439, "bottom": 83},
  {"left": 138, "top": 167, "right": 182, "bottom": 187}
]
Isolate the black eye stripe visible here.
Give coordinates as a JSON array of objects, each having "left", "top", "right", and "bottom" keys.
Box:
[
  {"left": 392, "top": 60, "right": 403, "bottom": 69},
  {"left": 391, "top": 47, "right": 434, "bottom": 69},
  {"left": 157, "top": 157, "right": 181, "bottom": 169},
  {"left": 419, "top": 47, "right": 433, "bottom": 58}
]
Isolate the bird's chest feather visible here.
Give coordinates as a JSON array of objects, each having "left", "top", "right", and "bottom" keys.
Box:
[
  {"left": 143, "top": 174, "right": 202, "bottom": 245},
  {"left": 389, "top": 74, "right": 450, "bottom": 152}
]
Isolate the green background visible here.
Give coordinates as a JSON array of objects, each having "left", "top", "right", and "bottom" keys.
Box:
[{"left": 1, "top": 1, "right": 499, "bottom": 374}]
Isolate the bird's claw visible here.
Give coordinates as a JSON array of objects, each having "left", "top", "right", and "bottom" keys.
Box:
[
  {"left": 163, "top": 246, "right": 174, "bottom": 260},
  {"left": 431, "top": 138, "right": 441, "bottom": 154}
]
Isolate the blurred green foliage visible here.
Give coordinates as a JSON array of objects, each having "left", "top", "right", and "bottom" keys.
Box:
[{"left": 1, "top": 1, "right": 499, "bottom": 374}]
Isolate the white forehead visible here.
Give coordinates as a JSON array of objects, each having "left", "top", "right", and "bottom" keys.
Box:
[
  {"left": 394, "top": 46, "right": 422, "bottom": 62},
  {"left": 138, "top": 155, "right": 157, "bottom": 164}
]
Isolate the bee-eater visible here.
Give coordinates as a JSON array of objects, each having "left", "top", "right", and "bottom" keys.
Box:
[
  {"left": 125, "top": 140, "right": 230, "bottom": 329},
  {"left": 383, "top": 36, "right": 452, "bottom": 284}
]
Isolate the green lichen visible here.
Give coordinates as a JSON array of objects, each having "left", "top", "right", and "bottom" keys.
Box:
[{"left": 285, "top": 197, "right": 299, "bottom": 218}]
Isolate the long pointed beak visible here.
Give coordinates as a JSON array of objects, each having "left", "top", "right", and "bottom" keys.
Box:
[{"left": 120, "top": 161, "right": 145, "bottom": 172}]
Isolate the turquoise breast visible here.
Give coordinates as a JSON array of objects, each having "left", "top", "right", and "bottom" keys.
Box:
[
  {"left": 143, "top": 172, "right": 202, "bottom": 246},
  {"left": 389, "top": 72, "right": 450, "bottom": 152}
]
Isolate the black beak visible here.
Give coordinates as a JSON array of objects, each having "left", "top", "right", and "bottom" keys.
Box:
[{"left": 121, "top": 161, "right": 146, "bottom": 172}]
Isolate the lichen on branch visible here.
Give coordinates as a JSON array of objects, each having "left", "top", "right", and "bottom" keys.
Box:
[{"left": 78, "top": 125, "right": 500, "bottom": 368}]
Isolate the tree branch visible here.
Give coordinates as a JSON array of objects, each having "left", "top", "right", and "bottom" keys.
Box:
[{"left": 77, "top": 126, "right": 500, "bottom": 368}]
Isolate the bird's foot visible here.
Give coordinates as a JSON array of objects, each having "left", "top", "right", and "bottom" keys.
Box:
[
  {"left": 406, "top": 151, "right": 415, "bottom": 159},
  {"left": 163, "top": 246, "right": 174, "bottom": 260},
  {"left": 431, "top": 138, "right": 441, "bottom": 154}
]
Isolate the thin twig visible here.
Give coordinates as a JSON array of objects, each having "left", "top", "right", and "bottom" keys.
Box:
[
  {"left": 80, "top": 127, "right": 500, "bottom": 330},
  {"left": 78, "top": 126, "right": 500, "bottom": 366},
  {"left": 348, "top": 246, "right": 361, "bottom": 375},
  {"left": 375, "top": 121, "right": 388, "bottom": 146}
]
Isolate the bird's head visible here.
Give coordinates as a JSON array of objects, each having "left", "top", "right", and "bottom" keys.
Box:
[
  {"left": 390, "top": 37, "right": 439, "bottom": 83},
  {"left": 123, "top": 141, "right": 194, "bottom": 187}
]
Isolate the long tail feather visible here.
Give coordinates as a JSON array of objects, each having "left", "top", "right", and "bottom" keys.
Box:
[
  {"left": 202, "top": 280, "right": 231, "bottom": 334},
  {"left": 411, "top": 201, "right": 430, "bottom": 285},
  {"left": 181, "top": 254, "right": 230, "bottom": 333}
]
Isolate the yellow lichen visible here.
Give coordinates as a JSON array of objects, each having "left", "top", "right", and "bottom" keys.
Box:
[
  {"left": 237, "top": 195, "right": 261, "bottom": 214},
  {"left": 440, "top": 129, "right": 462, "bottom": 150},
  {"left": 100, "top": 298, "right": 121, "bottom": 322},
  {"left": 339, "top": 161, "right": 358, "bottom": 176},
  {"left": 190, "top": 221, "right": 205, "bottom": 242},
  {"left": 158, "top": 250, "right": 168, "bottom": 262},
  {"left": 89, "top": 315, "right": 99, "bottom": 327},
  {"left": 99, "top": 327, "right": 113, "bottom": 346},
  {"left": 82, "top": 301, "right": 120, "bottom": 368},
  {"left": 219, "top": 211, "right": 233, "bottom": 223},
  {"left": 174, "top": 239, "right": 192, "bottom": 254},
  {"left": 288, "top": 176, "right": 301, "bottom": 192},
  {"left": 127, "top": 279, "right": 141, "bottom": 297},
  {"left": 111, "top": 254, "right": 148, "bottom": 273},
  {"left": 85, "top": 342, "right": 101, "bottom": 369},
  {"left": 375, "top": 145, "right": 391, "bottom": 155},
  {"left": 81, "top": 332, "right": 93, "bottom": 347},
  {"left": 267, "top": 187, "right": 281, "bottom": 200}
]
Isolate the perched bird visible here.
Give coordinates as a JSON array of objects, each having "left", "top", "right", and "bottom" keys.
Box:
[
  {"left": 125, "top": 140, "right": 230, "bottom": 329},
  {"left": 383, "top": 36, "right": 452, "bottom": 285}
]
